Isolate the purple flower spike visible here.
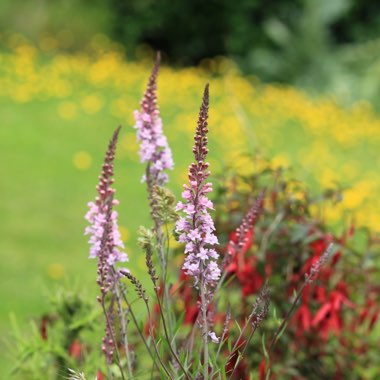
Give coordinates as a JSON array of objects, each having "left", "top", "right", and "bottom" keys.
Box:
[
  {"left": 84, "top": 127, "right": 128, "bottom": 364},
  {"left": 84, "top": 126, "right": 128, "bottom": 267},
  {"left": 175, "top": 84, "right": 221, "bottom": 287},
  {"left": 134, "top": 53, "right": 174, "bottom": 184}
]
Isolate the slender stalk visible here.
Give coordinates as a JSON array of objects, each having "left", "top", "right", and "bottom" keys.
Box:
[
  {"left": 214, "top": 307, "right": 231, "bottom": 363},
  {"left": 114, "top": 280, "right": 133, "bottom": 378},
  {"left": 121, "top": 269, "right": 173, "bottom": 379},
  {"left": 228, "top": 293, "right": 269, "bottom": 380},
  {"left": 226, "top": 319, "right": 250, "bottom": 364},
  {"left": 107, "top": 366, "right": 113, "bottom": 380},
  {"left": 145, "top": 302, "right": 174, "bottom": 380},
  {"left": 226, "top": 288, "right": 267, "bottom": 367},
  {"left": 257, "top": 211, "right": 284, "bottom": 259},
  {"left": 119, "top": 286, "right": 160, "bottom": 373},
  {"left": 228, "top": 325, "right": 257, "bottom": 380},
  {"left": 158, "top": 221, "right": 177, "bottom": 349},
  {"left": 163, "top": 223, "right": 176, "bottom": 346},
  {"left": 100, "top": 300, "right": 126, "bottom": 380},
  {"left": 146, "top": 166, "right": 176, "bottom": 348},
  {"left": 154, "top": 287, "right": 193, "bottom": 380},
  {"left": 211, "top": 334, "right": 231, "bottom": 379},
  {"left": 144, "top": 241, "right": 188, "bottom": 378},
  {"left": 200, "top": 280, "right": 209, "bottom": 380}
]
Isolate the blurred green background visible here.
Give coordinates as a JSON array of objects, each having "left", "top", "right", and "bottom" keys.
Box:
[
  {"left": 1, "top": 0, "right": 380, "bottom": 376},
  {"left": 2, "top": 0, "right": 380, "bottom": 107}
]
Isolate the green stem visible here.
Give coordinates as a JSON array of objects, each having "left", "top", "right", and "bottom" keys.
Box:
[
  {"left": 114, "top": 281, "right": 133, "bottom": 379},
  {"left": 200, "top": 281, "right": 209, "bottom": 380},
  {"left": 145, "top": 303, "right": 174, "bottom": 380},
  {"left": 119, "top": 288, "right": 160, "bottom": 373},
  {"left": 100, "top": 300, "right": 126, "bottom": 380},
  {"left": 154, "top": 288, "right": 192, "bottom": 380}
]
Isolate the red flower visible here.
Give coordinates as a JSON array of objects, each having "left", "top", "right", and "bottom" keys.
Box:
[
  {"left": 312, "top": 282, "right": 354, "bottom": 339},
  {"left": 294, "top": 304, "right": 312, "bottom": 335},
  {"left": 68, "top": 340, "right": 82, "bottom": 359},
  {"left": 259, "top": 358, "right": 266, "bottom": 380},
  {"left": 184, "top": 303, "right": 199, "bottom": 324}
]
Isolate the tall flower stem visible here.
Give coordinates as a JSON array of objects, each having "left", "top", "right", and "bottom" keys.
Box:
[
  {"left": 200, "top": 280, "right": 209, "bottom": 380},
  {"left": 84, "top": 127, "right": 130, "bottom": 376},
  {"left": 146, "top": 168, "right": 175, "bottom": 344},
  {"left": 100, "top": 299, "right": 126, "bottom": 380},
  {"left": 154, "top": 288, "right": 192, "bottom": 380},
  {"left": 120, "top": 269, "right": 173, "bottom": 380},
  {"left": 175, "top": 83, "right": 221, "bottom": 378},
  {"left": 145, "top": 243, "right": 192, "bottom": 380},
  {"left": 119, "top": 286, "right": 161, "bottom": 373},
  {"left": 112, "top": 271, "right": 133, "bottom": 378},
  {"left": 134, "top": 54, "right": 176, "bottom": 347},
  {"left": 226, "top": 286, "right": 270, "bottom": 379},
  {"left": 214, "top": 307, "right": 231, "bottom": 365},
  {"left": 146, "top": 165, "right": 167, "bottom": 269},
  {"left": 160, "top": 224, "right": 176, "bottom": 349},
  {"left": 145, "top": 303, "right": 174, "bottom": 380}
]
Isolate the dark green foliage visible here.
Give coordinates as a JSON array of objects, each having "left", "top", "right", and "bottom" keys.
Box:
[
  {"left": 2, "top": 0, "right": 380, "bottom": 106},
  {"left": 106, "top": 0, "right": 380, "bottom": 108}
]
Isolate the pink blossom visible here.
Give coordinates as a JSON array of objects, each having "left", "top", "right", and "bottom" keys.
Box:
[
  {"left": 175, "top": 84, "right": 220, "bottom": 287},
  {"left": 133, "top": 53, "right": 173, "bottom": 185},
  {"left": 84, "top": 127, "right": 128, "bottom": 271},
  {"left": 85, "top": 202, "right": 127, "bottom": 265},
  {"left": 208, "top": 332, "right": 220, "bottom": 343},
  {"left": 83, "top": 127, "right": 128, "bottom": 364}
]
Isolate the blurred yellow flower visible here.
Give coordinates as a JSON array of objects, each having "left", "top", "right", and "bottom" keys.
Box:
[
  {"left": 47, "top": 263, "right": 65, "bottom": 280},
  {"left": 81, "top": 94, "right": 104, "bottom": 114},
  {"left": 73, "top": 151, "right": 92, "bottom": 170},
  {"left": 342, "top": 180, "right": 373, "bottom": 210},
  {"left": 58, "top": 101, "right": 78, "bottom": 120},
  {"left": 0, "top": 35, "right": 379, "bottom": 231},
  {"left": 271, "top": 154, "right": 290, "bottom": 169},
  {"left": 119, "top": 225, "right": 130, "bottom": 242}
]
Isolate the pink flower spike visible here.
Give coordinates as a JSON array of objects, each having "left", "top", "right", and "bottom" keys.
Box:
[
  {"left": 175, "top": 84, "right": 220, "bottom": 288},
  {"left": 133, "top": 52, "right": 174, "bottom": 185},
  {"left": 83, "top": 127, "right": 128, "bottom": 364},
  {"left": 84, "top": 126, "right": 128, "bottom": 268}
]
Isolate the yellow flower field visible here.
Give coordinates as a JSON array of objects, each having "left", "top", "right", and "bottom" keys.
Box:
[{"left": 1, "top": 33, "right": 379, "bottom": 231}]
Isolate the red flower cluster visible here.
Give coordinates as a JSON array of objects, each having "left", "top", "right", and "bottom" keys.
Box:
[
  {"left": 226, "top": 229, "right": 264, "bottom": 296},
  {"left": 172, "top": 174, "right": 380, "bottom": 379}
]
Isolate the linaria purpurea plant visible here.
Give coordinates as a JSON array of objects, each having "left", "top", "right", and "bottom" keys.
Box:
[{"left": 82, "top": 56, "right": 334, "bottom": 380}]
